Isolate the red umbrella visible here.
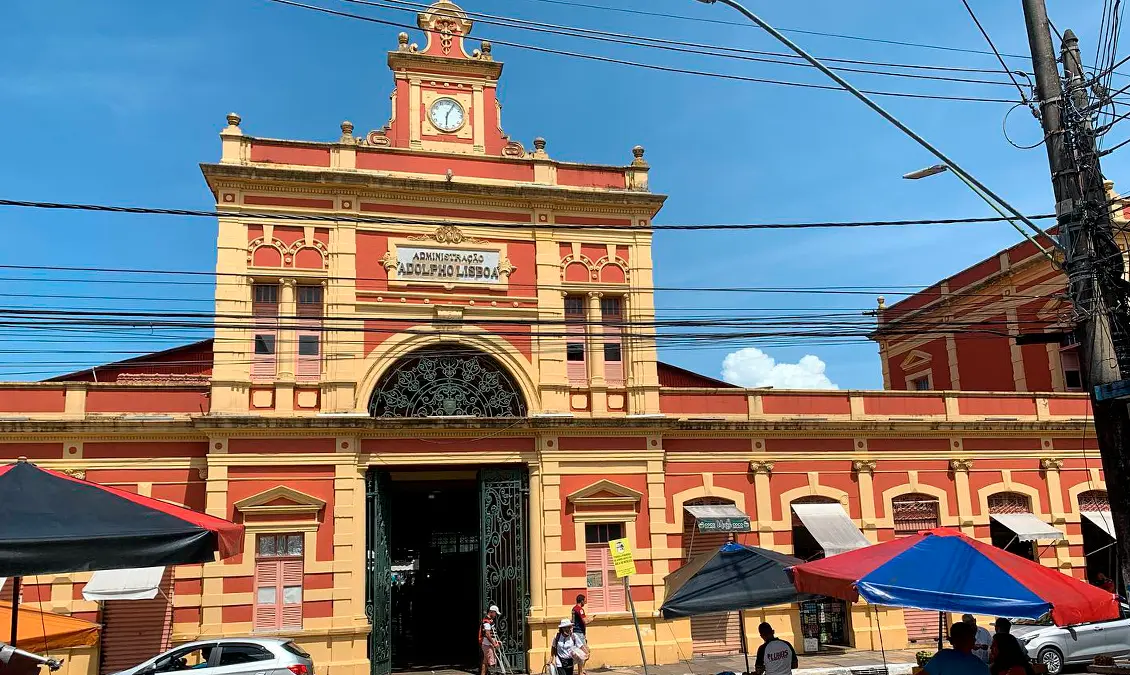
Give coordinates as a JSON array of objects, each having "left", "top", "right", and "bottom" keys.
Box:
[{"left": 789, "top": 528, "right": 1117, "bottom": 627}]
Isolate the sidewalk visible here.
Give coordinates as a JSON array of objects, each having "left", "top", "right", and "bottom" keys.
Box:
[{"left": 594, "top": 648, "right": 923, "bottom": 675}]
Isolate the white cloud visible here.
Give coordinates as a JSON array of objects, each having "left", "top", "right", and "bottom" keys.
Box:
[{"left": 721, "top": 347, "right": 839, "bottom": 390}]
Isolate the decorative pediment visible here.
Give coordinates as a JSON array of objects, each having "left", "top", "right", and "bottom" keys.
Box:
[
  {"left": 566, "top": 480, "right": 643, "bottom": 510},
  {"left": 234, "top": 486, "right": 326, "bottom": 518},
  {"left": 899, "top": 349, "right": 932, "bottom": 372}
]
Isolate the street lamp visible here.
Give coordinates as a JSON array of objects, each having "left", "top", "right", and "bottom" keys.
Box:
[
  {"left": 902, "top": 164, "right": 950, "bottom": 180},
  {"left": 694, "top": 0, "right": 1056, "bottom": 258}
]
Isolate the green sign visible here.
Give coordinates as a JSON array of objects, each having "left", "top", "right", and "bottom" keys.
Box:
[{"left": 697, "top": 516, "right": 751, "bottom": 533}]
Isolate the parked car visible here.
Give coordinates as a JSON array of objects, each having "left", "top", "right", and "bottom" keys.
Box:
[
  {"left": 109, "top": 638, "right": 314, "bottom": 675},
  {"left": 1013, "top": 604, "right": 1130, "bottom": 675}
]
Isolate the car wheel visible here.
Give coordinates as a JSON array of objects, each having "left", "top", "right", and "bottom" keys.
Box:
[{"left": 1038, "top": 647, "right": 1064, "bottom": 675}]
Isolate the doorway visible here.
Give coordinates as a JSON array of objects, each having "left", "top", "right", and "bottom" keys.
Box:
[
  {"left": 388, "top": 472, "right": 481, "bottom": 670},
  {"left": 366, "top": 466, "right": 530, "bottom": 675}
]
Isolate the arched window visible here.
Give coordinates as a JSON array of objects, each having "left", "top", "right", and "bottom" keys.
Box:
[
  {"left": 682, "top": 497, "right": 740, "bottom": 657},
  {"left": 368, "top": 347, "right": 527, "bottom": 417},
  {"left": 1079, "top": 489, "right": 1110, "bottom": 513},
  {"left": 892, "top": 493, "right": 941, "bottom": 536},
  {"left": 988, "top": 492, "right": 1036, "bottom": 560},
  {"left": 1077, "top": 490, "right": 1118, "bottom": 592}
]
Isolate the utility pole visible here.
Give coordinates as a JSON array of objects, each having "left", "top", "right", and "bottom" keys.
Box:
[{"left": 1023, "top": 0, "right": 1130, "bottom": 590}]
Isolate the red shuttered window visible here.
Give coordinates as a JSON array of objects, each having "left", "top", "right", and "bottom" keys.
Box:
[
  {"left": 601, "top": 297, "right": 624, "bottom": 387},
  {"left": 296, "top": 286, "right": 323, "bottom": 382},
  {"left": 584, "top": 523, "right": 625, "bottom": 613},
  {"left": 254, "top": 534, "right": 304, "bottom": 632},
  {"left": 252, "top": 284, "right": 280, "bottom": 380},
  {"left": 565, "top": 295, "right": 587, "bottom": 385}
]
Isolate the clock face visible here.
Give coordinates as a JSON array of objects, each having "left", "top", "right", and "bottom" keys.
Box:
[{"left": 429, "top": 97, "right": 465, "bottom": 132}]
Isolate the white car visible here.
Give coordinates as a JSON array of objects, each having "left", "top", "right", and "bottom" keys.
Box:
[
  {"left": 109, "top": 638, "right": 314, "bottom": 675},
  {"left": 1014, "top": 605, "right": 1130, "bottom": 675}
]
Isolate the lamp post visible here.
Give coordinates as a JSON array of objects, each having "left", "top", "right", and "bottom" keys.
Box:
[{"left": 693, "top": 0, "right": 1055, "bottom": 259}]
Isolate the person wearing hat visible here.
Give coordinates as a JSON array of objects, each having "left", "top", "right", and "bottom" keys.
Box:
[
  {"left": 480, "top": 605, "right": 502, "bottom": 675},
  {"left": 550, "top": 618, "right": 588, "bottom": 675}
]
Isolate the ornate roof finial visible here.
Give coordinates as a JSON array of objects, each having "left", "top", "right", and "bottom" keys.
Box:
[
  {"left": 340, "top": 120, "right": 355, "bottom": 144},
  {"left": 533, "top": 137, "right": 546, "bottom": 151},
  {"left": 631, "top": 145, "right": 648, "bottom": 167},
  {"left": 398, "top": 32, "right": 410, "bottom": 50},
  {"left": 480, "top": 40, "right": 493, "bottom": 60},
  {"left": 876, "top": 296, "right": 887, "bottom": 310},
  {"left": 226, "top": 112, "right": 242, "bottom": 128}
]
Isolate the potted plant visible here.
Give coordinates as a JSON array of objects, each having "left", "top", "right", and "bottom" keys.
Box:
[{"left": 916, "top": 652, "right": 934, "bottom": 668}]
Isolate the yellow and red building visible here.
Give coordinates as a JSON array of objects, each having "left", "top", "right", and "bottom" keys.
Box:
[{"left": 0, "top": 3, "right": 1116, "bottom": 674}]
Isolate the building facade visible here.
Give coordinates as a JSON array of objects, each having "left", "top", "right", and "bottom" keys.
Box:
[
  {"left": 872, "top": 195, "right": 1130, "bottom": 393},
  {"left": 0, "top": 4, "right": 1116, "bottom": 675}
]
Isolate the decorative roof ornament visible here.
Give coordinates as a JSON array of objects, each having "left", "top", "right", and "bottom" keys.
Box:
[{"left": 417, "top": 1, "right": 474, "bottom": 57}]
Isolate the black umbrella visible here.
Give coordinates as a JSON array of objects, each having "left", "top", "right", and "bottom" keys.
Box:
[
  {"left": 0, "top": 459, "right": 244, "bottom": 647},
  {"left": 662, "top": 542, "right": 816, "bottom": 672}
]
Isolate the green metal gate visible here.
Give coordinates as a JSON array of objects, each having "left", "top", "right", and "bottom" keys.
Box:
[
  {"left": 365, "top": 470, "right": 392, "bottom": 675},
  {"left": 479, "top": 468, "right": 530, "bottom": 672}
]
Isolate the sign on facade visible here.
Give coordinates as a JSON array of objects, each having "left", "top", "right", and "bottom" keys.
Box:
[
  {"left": 396, "top": 246, "right": 503, "bottom": 284},
  {"left": 608, "top": 537, "right": 636, "bottom": 577},
  {"left": 696, "top": 515, "right": 751, "bottom": 533}
]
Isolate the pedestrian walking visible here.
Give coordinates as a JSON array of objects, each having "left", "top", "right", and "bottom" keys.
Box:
[
  {"left": 962, "top": 615, "right": 993, "bottom": 664},
  {"left": 571, "top": 594, "right": 591, "bottom": 675},
  {"left": 480, "top": 604, "right": 502, "bottom": 675},
  {"left": 925, "top": 622, "right": 992, "bottom": 675},
  {"left": 989, "top": 618, "right": 1032, "bottom": 675},
  {"left": 754, "top": 622, "right": 797, "bottom": 675},
  {"left": 549, "top": 618, "right": 588, "bottom": 675}
]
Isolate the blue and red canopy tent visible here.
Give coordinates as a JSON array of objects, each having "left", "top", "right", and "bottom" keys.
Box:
[
  {"left": 790, "top": 528, "right": 1119, "bottom": 628},
  {"left": 0, "top": 458, "right": 244, "bottom": 651}
]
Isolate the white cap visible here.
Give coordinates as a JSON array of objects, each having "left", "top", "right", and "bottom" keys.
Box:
[
  {"left": 559, "top": 618, "right": 572, "bottom": 628},
  {"left": 489, "top": 605, "right": 501, "bottom": 614}
]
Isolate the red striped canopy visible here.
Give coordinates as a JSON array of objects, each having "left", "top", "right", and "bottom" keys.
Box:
[{"left": 0, "top": 459, "right": 243, "bottom": 576}]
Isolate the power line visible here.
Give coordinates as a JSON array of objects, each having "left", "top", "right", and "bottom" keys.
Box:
[
  {"left": 0, "top": 198, "right": 1059, "bottom": 231},
  {"left": 506, "top": 0, "right": 1036, "bottom": 62},
  {"left": 259, "top": 0, "right": 1025, "bottom": 104},
  {"left": 957, "top": 0, "right": 1035, "bottom": 107},
  {"left": 340, "top": 0, "right": 1024, "bottom": 87}
]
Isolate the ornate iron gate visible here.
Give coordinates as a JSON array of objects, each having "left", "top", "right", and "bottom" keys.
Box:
[
  {"left": 479, "top": 468, "right": 530, "bottom": 672},
  {"left": 366, "top": 470, "right": 393, "bottom": 675}
]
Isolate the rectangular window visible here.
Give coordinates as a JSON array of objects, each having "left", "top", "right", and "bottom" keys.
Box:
[
  {"left": 254, "top": 334, "right": 276, "bottom": 355},
  {"left": 254, "top": 534, "right": 304, "bottom": 632},
  {"left": 298, "top": 335, "right": 319, "bottom": 356},
  {"left": 602, "top": 297, "right": 625, "bottom": 387},
  {"left": 252, "top": 333, "right": 277, "bottom": 379},
  {"left": 297, "top": 285, "right": 323, "bottom": 318},
  {"left": 565, "top": 295, "right": 588, "bottom": 385},
  {"left": 1060, "top": 349, "right": 1083, "bottom": 391},
  {"left": 910, "top": 375, "right": 930, "bottom": 391},
  {"left": 584, "top": 523, "right": 626, "bottom": 613},
  {"left": 253, "top": 284, "right": 280, "bottom": 305}
]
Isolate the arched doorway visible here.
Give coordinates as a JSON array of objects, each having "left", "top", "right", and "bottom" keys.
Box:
[
  {"left": 1078, "top": 490, "right": 1119, "bottom": 592},
  {"left": 364, "top": 347, "right": 530, "bottom": 673},
  {"left": 682, "top": 497, "right": 742, "bottom": 656},
  {"left": 368, "top": 346, "right": 527, "bottom": 417},
  {"left": 892, "top": 494, "right": 942, "bottom": 644},
  {"left": 790, "top": 496, "right": 850, "bottom": 649},
  {"left": 988, "top": 492, "right": 1038, "bottom": 560}
]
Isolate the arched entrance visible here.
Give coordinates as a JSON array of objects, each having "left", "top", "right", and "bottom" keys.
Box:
[
  {"left": 368, "top": 346, "right": 527, "bottom": 418},
  {"left": 892, "top": 493, "right": 942, "bottom": 644},
  {"left": 365, "top": 347, "right": 530, "bottom": 673},
  {"left": 790, "top": 496, "right": 850, "bottom": 649}
]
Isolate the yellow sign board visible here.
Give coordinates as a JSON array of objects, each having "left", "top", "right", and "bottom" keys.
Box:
[{"left": 608, "top": 537, "right": 636, "bottom": 577}]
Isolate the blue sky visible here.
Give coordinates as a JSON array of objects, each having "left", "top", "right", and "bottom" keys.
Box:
[{"left": 0, "top": 0, "right": 1123, "bottom": 388}]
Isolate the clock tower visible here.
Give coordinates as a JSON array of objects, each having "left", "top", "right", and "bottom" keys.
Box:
[{"left": 368, "top": 0, "right": 525, "bottom": 157}]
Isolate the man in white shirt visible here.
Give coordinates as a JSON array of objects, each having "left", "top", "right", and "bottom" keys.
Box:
[
  {"left": 962, "top": 615, "right": 992, "bottom": 664},
  {"left": 754, "top": 622, "right": 798, "bottom": 675}
]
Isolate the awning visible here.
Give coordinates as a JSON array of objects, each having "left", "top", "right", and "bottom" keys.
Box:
[
  {"left": 1, "top": 601, "right": 100, "bottom": 649},
  {"left": 1081, "top": 511, "right": 1117, "bottom": 539},
  {"left": 990, "top": 514, "right": 1065, "bottom": 542},
  {"left": 684, "top": 504, "right": 752, "bottom": 533},
  {"left": 791, "top": 503, "right": 871, "bottom": 556},
  {"left": 82, "top": 567, "right": 165, "bottom": 601}
]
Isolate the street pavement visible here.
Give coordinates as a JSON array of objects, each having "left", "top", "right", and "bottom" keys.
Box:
[{"left": 591, "top": 648, "right": 923, "bottom": 675}]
